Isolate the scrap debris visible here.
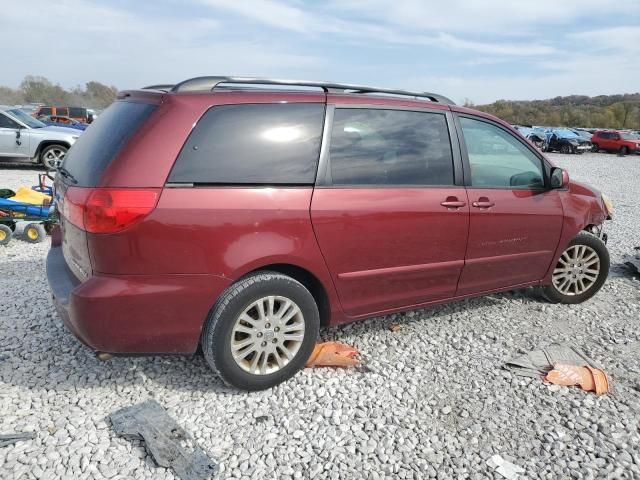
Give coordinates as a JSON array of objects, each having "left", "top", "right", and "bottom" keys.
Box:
[
  {"left": 504, "top": 343, "right": 610, "bottom": 395},
  {"left": 486, "top": 454, "right": 526, "bottom": 480},
  {"left": 546, "top": 364, "right": 609, "bottom": 395},
  {"left": 109, "top": 400, "right": 218, "bottom": 480},
  {"left": 624, "top": 247, "right": 640, "bottom": 274},
  {"left": 305, "top": 341, "right": 359, "bottom": 368},
  {"left": 0, "top": 432, "right": 35, "bottom": 448},
  {"left": 389, "top": 323, "right": 402, "bottom": 333}
]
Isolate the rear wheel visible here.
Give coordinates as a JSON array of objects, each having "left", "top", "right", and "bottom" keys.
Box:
[
  {"left": 0, "top": 224, "right": 12, "bottom": 245},
  {"left": 560, "top": 144, "right": 573, "bottom": 154},
  {"left": 24, "top": 223, "right": 47, "bottom": 243},
  {"left": 591, "top": 143, "right": 599, "bottom": 152},
  {"left": 40, "top": 144, "right": 68, "bottom": 170},
  {"left": 202, "top": 271, "right": 320, "bottom": 391},
  {"left": 542, "top": 232, "right": 609, "bottom": 304},
  {"left": 620, "top": 146, "right": 629, "bottom": 155}
]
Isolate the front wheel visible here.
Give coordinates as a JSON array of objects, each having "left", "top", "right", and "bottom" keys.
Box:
[
  {"left": 542, "top": 232, "right": 609, "bottom": 304},
  {"left": 202, "top": 271, "right": 320, "bottom": 391},
  {"left": 592, "top": 143, "right": 599, "bottom": 152},
  {"left": 40, "top": 144, "right": 68, "bottom": 170},
  {"left": 620, "top": 146, "right": 629, "bottom": 156}
]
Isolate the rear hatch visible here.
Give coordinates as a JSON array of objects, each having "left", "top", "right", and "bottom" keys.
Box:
[{"left": 55, "top": 100, "right": 158, "bottom": 281}]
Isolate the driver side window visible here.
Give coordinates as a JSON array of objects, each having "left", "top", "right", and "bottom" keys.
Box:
[
  {"left": 0, "top": 114, "right": 19, "bottom": 129},
  {"left": 460, "top": 117, "right": 544, "bottom": 189}
]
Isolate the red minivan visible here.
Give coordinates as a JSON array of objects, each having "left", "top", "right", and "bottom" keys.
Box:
[{"left": 47, "top": 77, "right": 614, "bottom": 390}]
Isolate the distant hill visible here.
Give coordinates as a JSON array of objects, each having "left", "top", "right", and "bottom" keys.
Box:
[{"left": 472, "top": 93, "right": 640, "bottom": 130}]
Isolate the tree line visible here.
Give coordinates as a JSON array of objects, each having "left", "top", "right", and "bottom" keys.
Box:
[
  {"left": 0, "top": 75, "right": 117, "bottom": 110},
  {"left": 471, "top": 93, "right": 640, "bottom": 130}
]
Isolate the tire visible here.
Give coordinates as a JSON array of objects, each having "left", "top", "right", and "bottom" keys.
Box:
[
  {"left": 202, "top": 271, "right": 320, "bottom": 391},
  {"left": 0, "top": 224, "right": 12, "bottom": 245},
  {"left": 23, "top": 223, "right": 47, "bottom": 243},
  {"left": 40, "top": 144, "right": 68, "bottom": 170},
  {"left": 620, "top": 146, "right": 629, "bottom": 156},
  {"left": 591, "top": 143, "right": 599, "bottom": 153},
  {"left": 560, "top": 144, "right": 573, "bottom": 154},
  {"left": 542, "top": 231, "right": 609, "bottom": 304}
]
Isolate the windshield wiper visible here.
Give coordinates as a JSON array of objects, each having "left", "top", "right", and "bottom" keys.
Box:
[{"left": 57, "top": 167, "right": 78, "bottom": 185}]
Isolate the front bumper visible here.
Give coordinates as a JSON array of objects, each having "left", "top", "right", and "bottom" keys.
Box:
[{"left": 46, "top": 246, "right": 232, "bottom": 354}]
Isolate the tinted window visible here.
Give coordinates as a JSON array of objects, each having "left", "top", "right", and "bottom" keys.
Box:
[
  {"left": 169, "top": 103, "right": 325, "bottom": 185},
  {"left": 460, "top": 117, "right": 544, "bottom": 189},
  {"left": 329, "top": 109, "right": 454, "bottom": 186},
  {"left": 62, "top": 101, "right": 156, "bottom": 186},
  {"left": 68, "top": 107, "right": 86, "bottom": 117},
  {"left": 0, "top": 113, "right": 18, "bottom": 128},
  {"left": 39, "top": 107, "right": 52, "bottom": 116},
  {"left": 56, "top": 107, "right": 69, "bottom": 116}
]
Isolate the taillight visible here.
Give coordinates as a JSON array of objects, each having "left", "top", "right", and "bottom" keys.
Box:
[{"left": 62, "top": 187, "right": 160, "bottom": 234}]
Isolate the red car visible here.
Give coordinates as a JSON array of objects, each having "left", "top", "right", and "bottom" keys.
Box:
[
  {"left": 591, "top": 130, "right": 640, "bottom": 154},
  {"left": 47, "top": 76, "right": 613, "bottom": 390}
]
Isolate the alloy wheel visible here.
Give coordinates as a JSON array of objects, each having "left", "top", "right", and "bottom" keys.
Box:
[
  {"left": 552, "top": 245, "right": 600, "bottom": 296},
  {"left": 43, "top": 147, "right": 66, "bottom": 169},
  {"left": 230, "top": 295, "right": 305, "bottom": 375}
]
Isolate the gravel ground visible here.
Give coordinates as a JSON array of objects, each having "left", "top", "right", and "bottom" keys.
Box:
[{"left": 1, "top": 153, "right": 639, "bottom": 480}]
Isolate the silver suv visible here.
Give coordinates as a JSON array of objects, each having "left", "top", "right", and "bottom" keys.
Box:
[{"left": 0, "top": 106, "right": 80, "bottom": 169}]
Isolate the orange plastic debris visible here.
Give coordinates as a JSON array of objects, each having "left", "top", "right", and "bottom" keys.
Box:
[
  {"left": 389, "top": 324, "right": 402, "bottom": 333},
  {"left": 545, "top": 364, "right": 610, "bottom": 395},
  {"left": 305, "top": 342, "right": 359, "bottom": 368}
]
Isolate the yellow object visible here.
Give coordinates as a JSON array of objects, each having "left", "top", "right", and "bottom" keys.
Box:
[
  {"left": 26, "top": 227, "right": 39, "bottom": 240},
  {"left": 0, "top": 230, "right": 7, "bottom": 241},
  {"left": 11, "top": 187, "right": 51, "bottom": 206}
]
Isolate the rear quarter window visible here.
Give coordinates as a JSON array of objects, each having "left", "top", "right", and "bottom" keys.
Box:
[
  {"left": 168, "top": 103, "right": 325, "bottom": 185},
  {"left": 61, "top": 101, "right": 157, "bottom": 186}
]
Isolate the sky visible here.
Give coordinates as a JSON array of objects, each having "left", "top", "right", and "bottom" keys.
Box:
[{"left": 2, "top": 0, "right": 639, "bottom": 104}]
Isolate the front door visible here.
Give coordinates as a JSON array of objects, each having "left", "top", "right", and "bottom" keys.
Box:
[
  {"left": 455, "top": 114, "right": 564, "bottom": 295},
  {"left": 0, "top": 113, "right": 29, "bottom": 157},
  {"left": 311, "top": 106, "right": 469, "bottom": 317}
]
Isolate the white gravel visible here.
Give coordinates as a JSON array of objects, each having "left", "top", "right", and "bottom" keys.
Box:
[{"left": 1, "top": 153, "right": 639, "bottom": 479}]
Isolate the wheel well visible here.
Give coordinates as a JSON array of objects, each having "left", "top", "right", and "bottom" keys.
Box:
[
  {"left": 249, "top": 264, "right": 331, "bottom": 327},
  {"left": 35, "top": 141, "right": 71, "bottom": 160}
]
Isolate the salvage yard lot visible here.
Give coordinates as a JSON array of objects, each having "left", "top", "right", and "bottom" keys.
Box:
[{"left": 1, "top": 152, "right": 639, "bottom": 479}]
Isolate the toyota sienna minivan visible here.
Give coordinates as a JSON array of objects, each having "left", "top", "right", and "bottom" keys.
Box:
[{"left": 46, "top": 76, "right": 613, "bottom": 390}]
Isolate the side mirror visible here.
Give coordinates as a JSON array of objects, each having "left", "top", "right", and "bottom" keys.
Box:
[{"left": 550, "top": 167, "right": 569, "bottom": 189}]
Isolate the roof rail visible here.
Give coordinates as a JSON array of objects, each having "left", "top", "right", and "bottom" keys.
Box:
[
  {"left": 142, "top": 84, "right": 174, "bottom": 92},
  {"left": 167, "top": 76, "right": 455, "bottom": 105}
]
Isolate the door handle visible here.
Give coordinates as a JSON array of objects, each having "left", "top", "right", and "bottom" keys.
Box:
[
  {"left": 441, "top": 201, "right": 466, "bottom": 208},
  {"left": 440, "top": 196, "right": 466, "bottom": 209},
  {"left": 472, "top": 198, "right": 495, "bottom": 208}
]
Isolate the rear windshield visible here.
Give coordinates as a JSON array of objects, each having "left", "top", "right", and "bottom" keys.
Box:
[{"left": 61, "top": 101, "right": 156, "bottom": 186}]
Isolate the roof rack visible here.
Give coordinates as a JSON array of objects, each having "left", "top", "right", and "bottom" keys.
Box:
[
  {"left": 142, "top": 84, "right": 174, "bottom": 92},
  {"left": 154, "top": 76, "right": 454, "bottom": 105}
]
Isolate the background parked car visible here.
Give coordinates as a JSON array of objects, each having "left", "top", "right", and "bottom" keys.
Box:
[
  {"left": 33, "top": 106, "right": 96, "bottom": 124},
  {"left": 544, "top": 128, "right": 592, "bottom": 154},
  {"left": 0, "top": 105, "right": 79, "bottom": 169},
  {"left": 591, "top": 130, "right": 640, "bottom": 154},
  {"left": 37, "top": 115, "right": 88, "bottom": 131}
]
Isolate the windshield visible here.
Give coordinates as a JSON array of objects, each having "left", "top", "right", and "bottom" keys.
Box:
[
  {"left": 6, "top": 109, "right": 46, "bottom": 128},
  {"left": 621, "top": 132, "right": 640, "bottom": 140}
]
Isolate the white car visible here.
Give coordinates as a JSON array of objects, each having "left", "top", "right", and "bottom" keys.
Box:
[{"left": 0, "top": 106, "right": 80, "bottom": 169}]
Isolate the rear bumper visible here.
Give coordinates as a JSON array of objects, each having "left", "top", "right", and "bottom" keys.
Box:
[{"left": 46, "top": 246, "right": 232, "bottom": 354}]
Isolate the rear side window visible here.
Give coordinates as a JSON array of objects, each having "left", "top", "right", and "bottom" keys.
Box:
[
  {"left": 68, "top": 107, "right": 86, "bottom": 117},
  {"left": 38, "top": 107, "right": 52, "bottom": 116},
  {"left": 169, "top": 103, "right": 325, "bottom": 185},
  {"left": 329, "top": 108, "right": 454, "bottom": 186},
  {"left": 62, "top": 101, "right": 157, "bottom": 186},
  {"left": 56, "top": 107, "right": 69, "bottom": 116}
]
